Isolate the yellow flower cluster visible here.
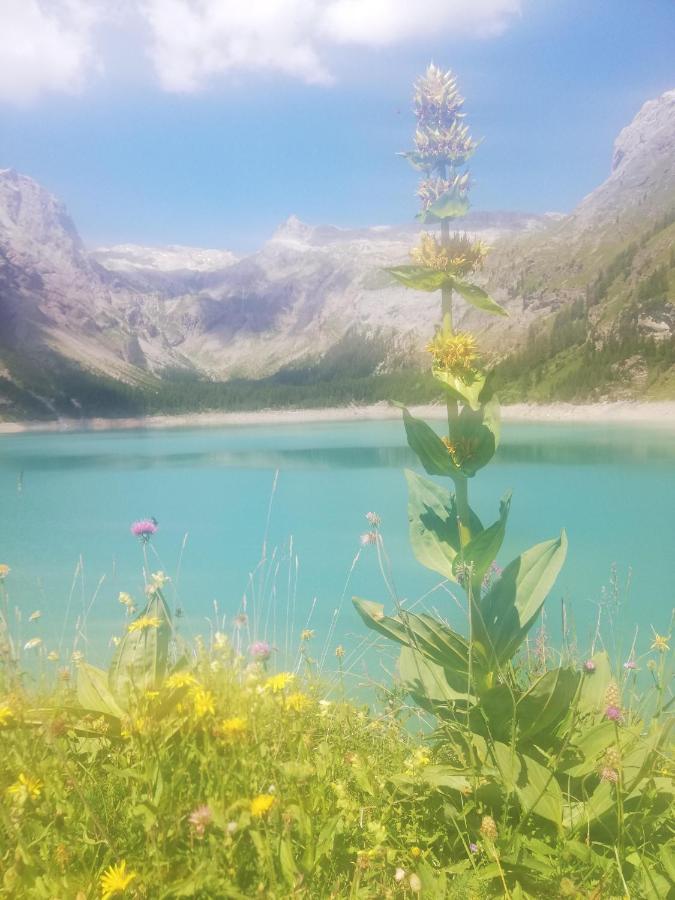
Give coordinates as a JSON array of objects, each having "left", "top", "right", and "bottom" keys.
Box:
[
  {"left": 410, "top": 232, "right": 487, "bottom": 276},
  {"left": 426, "top": 331, "right": 478, "bottom": 376},
  {"left": 7, "top": 773, "right": 43, "bottom": 802},
  {"left": 250, "top": 794, "right": 276, "bottom": 817},
  {"left": 0, "top": 705, "right": 14, "bottom": 727}
]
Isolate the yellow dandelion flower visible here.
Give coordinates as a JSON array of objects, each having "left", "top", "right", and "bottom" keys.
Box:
[
  {"left": 0, "top": 564, "right": 10, "bottom": 579},
  {"left": 285, "top": 692, "right": 311, "bottom": 712},
  {"left": 165, "top": 671, "right": 197, "bottom": 690},
  {"left": 7, "top": 773, "right": 42, "bottom": 801},
  {"left": 264, "top": 672, "right": 295, "bottom": 693},
  {"left": 250, "top": 794, "right": 276, "bottom": 817},
  {"left": 410, "top": 847, "right": 422, "bottom": 859},
  {"left": 0, "top": 706, "right": 14, "bottom": 727},
  {"left": 650, "top": 631, "right": 670, "bottom": 653},
  {"left": 127, "top": 615, "right": 162, "bottom": 633},
  {"left": 216, "top": 716, "right": 247, "bottom": 738},
  {"left": 190, "top": 687, "right": 215, "bottom": 718},
  {"left": 100, "top": 860, "right": 137, "bottom": 899}
]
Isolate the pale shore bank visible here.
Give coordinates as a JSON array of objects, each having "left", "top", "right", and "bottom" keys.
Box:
[{"left": 0, "top": 401, "right": 674, "bottom": 435}]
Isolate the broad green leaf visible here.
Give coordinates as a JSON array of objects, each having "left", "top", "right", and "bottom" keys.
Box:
[
  {"left": 405, "top": 469, "right": 482, "bottom": 581},
  {"left": 419, "top": 765, "right": 472, "bottom": 794},
  {"left": 477, "top": 532, "right": 568, "bottom": 666},
  {"left": 515, "top": 750, "right": 563, "bottom": 827},
  {"left": 401, "top": 407, "right": 455, "bottom": 476},
  {"left": 386, "top": 265, "right": 453, "bottom": 293},
  {"left": 417, "top": 189, "right": 470, "bottom": 223},
  {"left": 77, "top": 662, "right": 126, "bottom": 718},
  {"left": 452, "top": 279, "right": 508, "bottom": 316},
  {"left": 516, "top": 666, "right": 581, "bottom": 743},
  {"left": 445, "top": 398, "right": 501, "bottom": 477},
  {"left": 279, "top": 836, "right": 299, "bottom": 887},
  {"left": 399, "top": 646, "right": 473, "bottom": 711},
  {"left": 108, "top": 590, "right": 172, "bottom": 702},
  {"left": 433, "top": 366, "right": 487, "bottom": 411},
  {"left": 577, "top": 650, "right": 613, "bottom": 715},
  {"left": 455, "top": 491, "right": 510, "bottom": 587}
]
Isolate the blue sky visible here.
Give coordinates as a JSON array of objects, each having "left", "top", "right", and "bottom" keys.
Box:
[{"left": 1, "top": 0, "right": 674, "bottom": 252}]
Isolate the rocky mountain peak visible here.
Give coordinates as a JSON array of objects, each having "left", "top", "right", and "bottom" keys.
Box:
[{"left": 611, "top": 89, "right": 675, "bottom": 173}]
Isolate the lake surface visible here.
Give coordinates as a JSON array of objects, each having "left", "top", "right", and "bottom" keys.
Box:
[{"left": 1, "top": 420, "right": 673, "bottom": 675}]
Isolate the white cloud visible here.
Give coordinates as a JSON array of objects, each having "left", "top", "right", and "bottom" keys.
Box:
[
  {"left": 140, "top": 0, "right": 522, "bottom": 92},
  {"left": 0, "top": 0, "right": 522, "bottom": 102},
  {"left": 0, "top": 0, "right": 101, "bottom": 104}
]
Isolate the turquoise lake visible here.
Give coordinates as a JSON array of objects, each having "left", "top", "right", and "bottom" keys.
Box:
[{"left": 1, "top": 420, "right": 673, "bottom": 673}]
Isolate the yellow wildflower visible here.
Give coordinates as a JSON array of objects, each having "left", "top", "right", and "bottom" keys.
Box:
[
  {"left": 0, "top": 706, "right": 14, "bottom": 727},
  {"left": 265, "top": 672, "right": 295, "bottom": 693},
  {"left": 426, "top": 331, "right": 478, "bottom": 375},
  {"left": 216, "top": 716, "right": 247, "bottom": 738},
  {"left": 0, "top": 564, "right": 10, "bottom": 579},
  {"left": 301, "top": 629, "right": 315, "bottom": 641},
  {"left": 650, "top": 631, "right": 670, "bottom": 653},
  {"left": 250, "top": 794, "right": 276, "bottom": 817},
  {"left": 410, "top": 847, "right": 422, "bottom": 859},
  {"left": 285, "top": 692, "right": 311, "bottom": 712},
  {"left": 7, "top": 773, "right": 43, "bottom": 801},
  {"left": 190, "top": 687, "right": 215, "bottom": 719},
  {"left": 410, "top": 232, "right": 488, "bottom": 276},
  {"left": 100, "top": 860, "right": 137, "bottom": 898},
  {"left": 127, "top": 615, "right": 161, "bottom": 633},
  {"left": 165, "top": 671, "right": 197, "bottom": 690},
  {"left": 404, "top": 748, "right": 431, "bottom": 770}
]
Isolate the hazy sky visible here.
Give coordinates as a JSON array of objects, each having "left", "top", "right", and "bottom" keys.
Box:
[{"left": 1, "top": 0, "right": 673, "bottom": 251}]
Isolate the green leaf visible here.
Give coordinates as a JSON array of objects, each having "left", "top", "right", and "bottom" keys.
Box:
[
  {"left": 455, "top": 491, "right": 510, "bottom": 587},
  {"left": 108, "top": 590, "right": 172, "bottom": 702},
  {"left": 445, "top": 398, "right": 501, "bottom": 477},
  {"left": 452, "top": 279, "right": 508, "bottom": 316},
  {"left": 77, "top": 662, "right": 126, "bottom": 718},
  {"left": 401, "top": 407, "right": 456, "bottom": 476},
  {"left": 433, "top": 367, "right": 487, "bottom": 411},
  {"left": 416, "top": 190, "right": 470, "bottom": 222},
  {"left": 477, "top": 533, "right": 568, "bottom": 666},
  {"left": 516, "top": 666, "right": 581, "bottom": 743},
  {"left": 386, "top": 265, "right": 453, "bottom": 293},
  {"left": 405, "top": 469, "right": 482, "bottom": 581},
  {"left": 399, "top": 646, "right": 473, "bottom": 710},
  {"left": 577, "top": 650, "right": 613, "bottom": 715}
]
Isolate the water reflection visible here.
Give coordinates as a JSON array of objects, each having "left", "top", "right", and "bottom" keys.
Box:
[{"left": 1, "top": 428, "right": 674, "bottom": 472}]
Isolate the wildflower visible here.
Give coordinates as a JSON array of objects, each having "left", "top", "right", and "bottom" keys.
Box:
[
  {"left": 150, "top": 571, "right": 170, "bottom": 588},
  {"left": 583, "top": 659, "right": 596, "bottom": 673},
  {"left": 191, "top": 687, "right": 216, "bottom": 719},
  {"left": 604, "top": 746, "right": 622, "bottom": 769},
  {"left": 410, "top": 847, "right": 421, "bottom": 859},
  {"left": 405, "top": 748, "right": 431, "bottom": 770},
  {"left": 0, "top": 706, "right": 14, "bottom": 727},
  {"left": 623, "top": 659, "right": 638, "bottom": 670},
  {"left": 213, "top": 631, "right": 228, "bottom": 650},
  {"left": 233, "top": 612, "right": 248, "bottom": 628},
  {"left": 600, "top": 767, "right": 619, "bottom": 783},
  {"left": 71, "top": 650, "right": 84, "bottom": 663},
  {"left": 410, "top": 231, "right": 488, "bottom": 275},
  {"left": 318, "top": 699, "right": 332, "bottom": 716},
  {"left": 0, "top": 564, "right": 10, "bottom": 579},
  {"left": 646, "top": 659, "right": 657, "bottom": 672},
  {"left": 409, "top": 873, "right": 422, "bottom": 893},
  {"left": 426, "top": 331, "right": 478, "bottom": 376},
  {"left": 47, "top": 650, "right": 59, "bottom": 661},
  {"left": 165, "top": 670, "right": 197, "bottom": 690},
  {"left": 360, "top": 531, "right": 378, "bottom": 546},
  {"left": 7, "top": 773, "right": 42, "bottom": 801},
  {"left": 285, "top": 692, "right": 311, "bottom": 712},
  {"left": 127, "top": 615, "right": 162, "bottom": 633},
  {"left": 395, "top": 867, "right": 406, "bottom": 882},
  {"left": 605, "top": 705, "right": 622, "bottom": 722},
  {"left": 365, "top": 511, "right": 381, "bottom": 527},
  {"left": 469, "top": 842, "right": 479, "bottom": 854},
  {"left": 216, "top": 716, "right": 247, "bottom": 738},
  {"left": 226, "top": 820, "right": 238, "bottom": 835},
  {"left": 110, "top": 636, "right": 121, "bottom": 647},
  {"left": 650, "top": 631, "right": 670, "bottom": 653},
  {"left": 249, "top": 640, "right": 271, "bottom": 661},
  {"left": 118, "top": 592, "right": 134, "bottom": 608},
  {"left": 130, "top": 519, "right": 158, "bottom": 541},
  {"left": 188, "top": 804, "right": 213, "bottom": 838},
  {"left": 250, "top": 794, "right": 275, "bottom": 817},
  {"left": 479, "top": 815, "right": 498, "bottom": 842},
  {"left": 335, "top": 645, "right": 345, "bottom": 659},
  {"left": 605, "top": 681, "right": 620, "bottom": 707},
  {"left": 28, "top": 610, "right": 41, "bottom": 621},
  {"left": 265, "top": 672, "right": 294, "bottom": 693},
  {"left": 300, "top": 629, "right": 314, "bottom": 641},
  {"left": 23, "top": 637, "right": 42, "bottom": 650},
  {"left": 100, "top": 860, "right": 137, "bottom": 898}
]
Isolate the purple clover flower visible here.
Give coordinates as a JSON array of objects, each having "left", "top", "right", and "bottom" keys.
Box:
[
  {"left": 605, "top": 705, "right": 622, "bottom": 722},
  {"left": 583, "top": 660, "right": 596, "bottom": 673},
  {"left": 249, "top": 640, "right": 271, "bottom": 661},
  {"left": 131, "top": 519, "right": 158, "bottom": 542},
  {"left": 469, "top": 843, "right": 479, "bottom": 854}
]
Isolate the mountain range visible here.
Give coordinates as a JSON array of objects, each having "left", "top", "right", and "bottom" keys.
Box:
[{"left": 1, "top": 88, "right": 674, "bottom": 420}]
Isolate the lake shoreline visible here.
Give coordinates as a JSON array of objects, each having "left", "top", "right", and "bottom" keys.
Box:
[{"left": 1, "top": 400, "right": 674, "bottom": 434}]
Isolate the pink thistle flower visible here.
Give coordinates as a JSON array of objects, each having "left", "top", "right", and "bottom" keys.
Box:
[
  {"left": 130, "top": 519, "right": 158, "bottom": 542},
  {"left": 188, "top": 804, "right": 212, "bottom": 837},
  {"left": 249, "top": 640, "right": 271, "bottom": 661},
  {"left": 604, "top": 705, "right": 622, "bottom": 722},
  {"left": 360, "top": 531, "right": 378, "bottom": 546},
  {"left": 583, "top": 660, "right": 596, "bottom": 673},
  {"left": 623, "top": 659, "right": 637, "bottom": 670}
]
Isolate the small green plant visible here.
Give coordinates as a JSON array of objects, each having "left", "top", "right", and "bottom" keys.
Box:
[{"left": 353, "top": 65, "right": 674, "bottom": 898}]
